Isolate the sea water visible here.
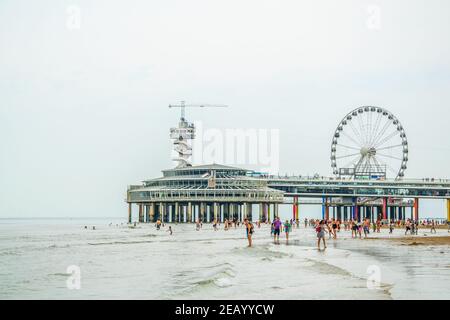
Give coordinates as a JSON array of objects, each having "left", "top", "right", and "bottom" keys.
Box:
[{"left": 0, "top": 218, "right": 449, "bottom": 299}]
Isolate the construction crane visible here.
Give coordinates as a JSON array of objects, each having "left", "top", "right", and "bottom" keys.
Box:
[
  {"left": 168, "top": 101, "right": 228, "bottom": 168},
  {"left": 168, "top": 101, "right": 228, "bottom": 121}
]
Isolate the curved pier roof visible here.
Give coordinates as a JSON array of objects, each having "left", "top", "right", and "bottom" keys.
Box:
[{"left": 128, "top": 163, "right": 285, "bottom": 203}]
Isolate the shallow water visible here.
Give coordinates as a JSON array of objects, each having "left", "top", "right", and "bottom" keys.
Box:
[{"left": 0, "top": 219, "right": 449, "bottom": 299}]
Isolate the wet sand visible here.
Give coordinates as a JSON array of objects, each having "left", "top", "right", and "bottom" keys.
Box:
[{"left": 369, "top": 235, "right": 450, "bottom": 246}]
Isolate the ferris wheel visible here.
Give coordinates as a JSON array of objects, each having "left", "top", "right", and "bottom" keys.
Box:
[{"left": 331, "top": 106, "right": 408, "bottom": 180}]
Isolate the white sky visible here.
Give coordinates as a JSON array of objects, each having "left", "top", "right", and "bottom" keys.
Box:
[{"left": 1, "top": 0, "right": 449, "bottom": 218}]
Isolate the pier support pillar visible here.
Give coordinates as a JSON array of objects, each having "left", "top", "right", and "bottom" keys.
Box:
[
  {"left": 352, "top": 197, "right": 358, "bottom": 221},
  {"left": 150, "top": 203, "right": 155, "bottom": 223},
  {"left": 128, "top": 203, "right": 132, "bottom": 224},
  {"left": 187, "top": 202, "right": 192, "bottom": 223},
  {"left": 198, "top": 202, "right": 205, "bottom": 221},
  {"left": 138, "top": 204, "right": 144, "bottom": 223},
  {"left": 325, "top": 198, "right": 330, "bottom": 221},
  {"left": 145, "top": 205, "right": 149, "bottom": 223},
  {"left": 322, "top": 197, "right": 326, "bottom": 220},
  {"left": 274, "top": 203, "right": 279, "bottom": 218},
  {"left": 213, "top": 202, "right": 218, "bottom": 222},
  {"left": 413, "top": 198, "right": 419, "bottom": 221},
  {"left": 447, "top": 199, "right": 450, "bottom": 222},
  {"left": 159, "top": 202, "right": 164, "bottom": 223},
  {"left": 293, "top": 196, "right": 299, "bottom": 221},
  {"left": 174, "top": 203, "right": 179, "bottom": 223},
  {"left": 382, "top": 198, "right": 387, "bottom": 220}
]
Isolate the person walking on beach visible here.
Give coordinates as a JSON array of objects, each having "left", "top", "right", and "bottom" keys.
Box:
[
  {"left": 273, "top": 217, "right": 282, "bottom": 243},
  {"left": 405, "top": 219, "right": 411, "bottom": 235},
  {"left": 195, "top": 220, "right": 201, "bottom": 231},
  {"left": 316, "top": 220, "right": 327, "bottom": 250},
  {"left": 389, "top": 220, "right": 395, "bottom": 234},
  {"left": 244, "top": 218, "right": 254, "bottom": 247},
  {"left": 351, "top": 220, "right": 358, "bottom": 238},
  {"left": 411, "top": 220, "right": 416, "bottom": 235},
  {"left": 326, "top": 221, "right": 333, "bottom": 239},
  {"left": 363, "top": 219, "right": 370, "bottom": 238},
  {"left": 167, "top": 226, "right": 173, "bottom": 235},
  {"left": 284, "top": 220, "right": 292, "bottom": 242},
  {"left": 304, "top": 218, "right": 308, "bottom": 228},
  {"left": 332, "top": 220, "right": 338, "bottom": 239},
  {"left": 430, "top": 220, "right": 437, "bottom": 234},
  {"left": 357, "top": 221, "right": 363, "bottom": 239},
  {"left": 156, "top": 219, "right": 161, "bottom": 230},
  {"left": 376, "top": 219, "right": 381, "bottom": 233}
]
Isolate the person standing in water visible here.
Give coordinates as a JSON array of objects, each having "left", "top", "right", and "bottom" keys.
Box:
[
  {"left": 332, "top": 219, "right": 338, "bottom": 239},
  {"left": 363, "top": 219, "right": 370, "bottom": 238},
  {"left": 316, "top": 220, "right": 327, "bottom": 250},
  {"left": 244, "top": 218, "right": 254, "bottom": 247},
  {"left": 357, "top": 221, "right": 363, "bottom": 239},
  {"left": 351, "top": 220, "right": 357, "bottom": 238},
  {"left": 430, "top": 220, "right": 436, "bottom": 234},
  {"left": 389, "top": 220, "right": 395, "bottom": 234},
  {"left": 284, "top": 220, "right": 291, "bottom": 242},
  {"left": 273, "top": 217, "right": 282, "bottom": 243},
  {"left": 376, "top": 219, "right": 381, "bottom": 233},
  {"left": 405, "top": 219, "right": 411, "bottom": 235}
]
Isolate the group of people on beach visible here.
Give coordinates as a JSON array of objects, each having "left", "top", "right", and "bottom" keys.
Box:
[{"left": 145, "top": 213, "right": 447, "bottom": 249}]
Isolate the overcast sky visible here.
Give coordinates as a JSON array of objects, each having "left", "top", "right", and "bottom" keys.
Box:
[{"left": 1, "top": 0, "right": 449, "bottom": 219}]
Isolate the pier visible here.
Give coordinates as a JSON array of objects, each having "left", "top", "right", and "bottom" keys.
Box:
[
  {"left": 127, "top": 165, "right": 450, "bottom": 223},
  {"left": 126, "top": 105, "right": 450, "bottom": 223}
]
